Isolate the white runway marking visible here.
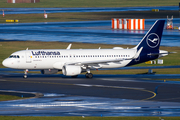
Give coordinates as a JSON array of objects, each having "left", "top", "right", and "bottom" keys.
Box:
[{"left": 75, "top": 84, "right": 145, "bottom": 90}]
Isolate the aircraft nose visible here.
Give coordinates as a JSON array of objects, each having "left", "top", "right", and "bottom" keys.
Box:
[
  {"left": 2, "top": 59, "right": 9, "bottom": 67},
  {"left": 2, "top": 59, "right": 12, "bottom": 68}
]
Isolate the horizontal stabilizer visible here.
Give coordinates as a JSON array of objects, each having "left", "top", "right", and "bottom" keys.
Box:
[{"left": 148, "top": 51, "right": 177, "bottom": 56}]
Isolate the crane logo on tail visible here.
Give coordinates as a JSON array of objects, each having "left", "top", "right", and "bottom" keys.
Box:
[{"left": 146, "top": 33, "right": 160, "bottom": 48}]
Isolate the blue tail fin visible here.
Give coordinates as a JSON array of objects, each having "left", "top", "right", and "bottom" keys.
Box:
[
  {"left": 134, "top": 20, "right": 165, "bottom": 51},
  {"left": 126, "top": 20, "right": 165, "bottom": 67}
]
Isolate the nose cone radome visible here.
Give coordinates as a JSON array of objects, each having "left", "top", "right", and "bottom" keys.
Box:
[
  {"left": 2, "top": 59, "right": 8, "bottom": 68},
  {"left": 2, "top": 59, "right": 12, "bottom": 68}
]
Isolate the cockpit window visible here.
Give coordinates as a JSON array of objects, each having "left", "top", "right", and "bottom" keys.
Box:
[
  {"left": 9, "top": 55, "right": 13, "bottom": 58},
  {"left": 9, "top": 55, "right": 20, "bottom": 58}
]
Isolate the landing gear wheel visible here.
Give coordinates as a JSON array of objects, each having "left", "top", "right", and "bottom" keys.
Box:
[
  {"left": 88, "top": 73, "right": 93, "bottom": 78},
  {"left": 85, "top": 73, "right": 93, "bottom": 78},
  {"left": 23, "top": 69, "right": 28, "bottom": 79},
  {"left": 85, "top": 73, "right": 89, "bottom": 78},
  {"left": 23, "top": 75, "right": 27, "bottom": 79}
]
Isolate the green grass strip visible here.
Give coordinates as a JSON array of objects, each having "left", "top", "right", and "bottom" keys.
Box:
[{"left": 0, "top": 94, "right": 22, "bottom": 101}]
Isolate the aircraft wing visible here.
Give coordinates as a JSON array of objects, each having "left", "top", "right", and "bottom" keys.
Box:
[{"left": 65, "top": 58, "right": 130, "bottom": 69}]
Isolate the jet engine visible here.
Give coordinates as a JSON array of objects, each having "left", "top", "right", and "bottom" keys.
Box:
[
  {"left": 41, "top": 69, "right": 59, "bottom": 74},
  {"left": 62, "top": 65, "right": 81, "bottom": 76}
]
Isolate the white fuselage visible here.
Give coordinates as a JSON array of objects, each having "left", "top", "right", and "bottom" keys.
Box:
[{"left": 3, "top": 48, "right": 136, "bottom": 70}]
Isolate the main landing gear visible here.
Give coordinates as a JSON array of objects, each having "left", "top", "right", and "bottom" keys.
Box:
[
  {"left": 85, "top": 73, "right": 93, "bottom": 78},
  {"left": 85, "top": 69, "right": 93, "bottom": 78},
  {"left": 71, "top": 73, "right": 93, "bottom": 78},
  {"left": 23, "top": 69, "right": 28, "bottom": 78}
]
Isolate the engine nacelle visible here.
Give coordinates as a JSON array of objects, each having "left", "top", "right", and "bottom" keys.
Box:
[
  {"left": 41, "top": 69, "right": 59, "bottom": 74},
  {"left": 62, "top": 65, "right": 81, "bottom": 76}
]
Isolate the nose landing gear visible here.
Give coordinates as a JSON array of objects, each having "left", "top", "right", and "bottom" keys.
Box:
[{"left": 23, "top": 69, "right": 28, "bottom": 78}]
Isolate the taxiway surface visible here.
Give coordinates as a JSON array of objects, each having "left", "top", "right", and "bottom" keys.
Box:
[{"left": 0, "top": 73, "right": 180, "bottom": 116}]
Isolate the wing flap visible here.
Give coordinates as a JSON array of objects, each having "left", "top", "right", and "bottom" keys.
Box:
[{"left": 68, "top": 58, "right": 124, "bottom": 66}]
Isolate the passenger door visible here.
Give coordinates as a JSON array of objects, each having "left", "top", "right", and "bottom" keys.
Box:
[{"left": 25, "top": 51, "right": 32, "bottom": 63}]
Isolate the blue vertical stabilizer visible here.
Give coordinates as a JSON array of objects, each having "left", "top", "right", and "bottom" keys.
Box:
[
  {"left": 127, "top": 20, "right": 165, "bottom": 66},
  {"left": 134, "top": 20, "right": 165, "bottom": 51}
]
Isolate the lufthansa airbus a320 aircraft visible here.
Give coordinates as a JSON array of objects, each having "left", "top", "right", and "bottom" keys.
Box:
[{"left": 2, "top": 20, "right": 170, "bottom": 78}]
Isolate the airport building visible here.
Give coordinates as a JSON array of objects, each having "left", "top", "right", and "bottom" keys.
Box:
[{"left": 7, "top": 0, "right": 40, "bottom": 3}]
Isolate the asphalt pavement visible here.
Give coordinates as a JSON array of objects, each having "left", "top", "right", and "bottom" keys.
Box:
[{"left": 0, "top": 73, "right": 180, "bottom": 116}]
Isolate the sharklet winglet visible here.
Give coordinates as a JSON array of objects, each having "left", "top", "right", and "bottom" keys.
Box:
[{"left": 66, "top": 44, "right": 72, "bottom": 49}]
